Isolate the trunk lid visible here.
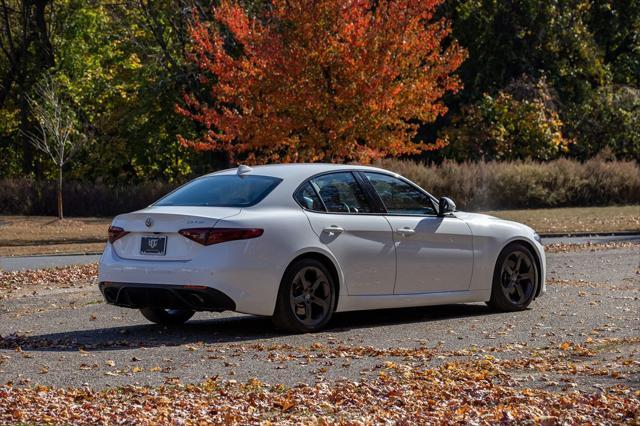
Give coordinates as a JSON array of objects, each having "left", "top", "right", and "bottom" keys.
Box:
[{"left": 110, "top": 206, "right": 241, "bottom": 261}]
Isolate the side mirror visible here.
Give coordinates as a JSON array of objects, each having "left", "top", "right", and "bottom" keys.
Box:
[{"left": 438, "top": 197, "right": 456, "bottom": 216}]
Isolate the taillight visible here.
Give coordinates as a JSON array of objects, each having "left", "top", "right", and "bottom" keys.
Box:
[
  {"left": 108, "top": 226, "right": 129, "bottom": 243},
  {"left": 178, "top": 228, "right": 263, "bottom": 246}
]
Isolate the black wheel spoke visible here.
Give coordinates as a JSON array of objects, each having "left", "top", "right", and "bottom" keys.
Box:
[
  {"left": 518, "top": 272, "right": 532, "bottom": 282},
  {"left": 514, "top": 283, "right": 523, "bottom": 299},
  {"left": 304, "top": 301, "right": 312, "bottom": 321},
  {"left": 311, "top": 277, "right": 324, "bottom": 292},
  {"left": 311, "top": 296, "right": 329, "bottom": 311},
  {"left": 514, "top": 254, "right": 523, "bottom": 273}
]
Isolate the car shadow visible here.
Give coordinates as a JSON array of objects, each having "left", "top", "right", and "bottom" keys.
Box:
[{"left": 2, "top": 303, "right": 499, "bottom": 353}]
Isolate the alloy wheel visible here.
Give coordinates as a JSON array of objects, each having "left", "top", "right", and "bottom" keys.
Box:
[
  {"left": 500, "top": 250, "right": 535, "bottom": 305},
  {"left": 289, "top": 266, "right": 332, "bottom": 327}
]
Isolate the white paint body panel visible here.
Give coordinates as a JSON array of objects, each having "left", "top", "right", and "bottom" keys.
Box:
[
  {"left": 303, "top": 211, "right": 396, "bottom": 295},
  {"left": 98, "top": 163, "right": 546, "bottom": 317},
  {"left": 385, "top": 215, "right": 474, "bottom": 293}
]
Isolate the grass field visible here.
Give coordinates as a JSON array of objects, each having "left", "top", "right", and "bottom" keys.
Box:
[
  {"left": 0, "top": 216, "right": 109, "bottom": 256},
  {"left": 0, "top": 205, "right": 638, "bottom": 256},
  {"left": 485, "top": 205, "right": 640, "bottom": 235}
]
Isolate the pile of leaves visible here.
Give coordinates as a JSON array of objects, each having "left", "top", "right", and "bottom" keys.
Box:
[
  {"left": 0, "top": 264, "right": 98, "bottom": 288},
  {"left": 544, "top": 241, "right": 639, "bottom": 253},
  {"left": 0, "top": 355, "right": 637, "bottom": 424}
]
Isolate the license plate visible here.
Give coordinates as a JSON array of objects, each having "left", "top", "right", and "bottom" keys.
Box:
[{"left": 140, "top": 236, "right": 167, "bottom": 255}]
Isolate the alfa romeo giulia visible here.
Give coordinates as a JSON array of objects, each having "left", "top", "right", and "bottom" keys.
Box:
[{"left": 99, "top": 164, "right": 545, "bottom": 332}]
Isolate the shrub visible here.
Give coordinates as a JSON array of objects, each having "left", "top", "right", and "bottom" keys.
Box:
[
  {"left": 1, "top": 158, "right": 638, "bottom": 216},
  {"left": 0, "top": 179, "right": 178, "bottom": 217},
  {"left": 377, "top": 158, "right": 640, "bottom": 210},
  {"left": 442, "top": 77, "right": 571, "bottom": 162}
]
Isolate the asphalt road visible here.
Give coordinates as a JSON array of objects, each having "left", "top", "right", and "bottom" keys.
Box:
[
  {"left": 0, "top": 246, "right": 638, "bottom": 391},
  {"left": 0, "top": 254, "right": 102, "bottom": 272}
]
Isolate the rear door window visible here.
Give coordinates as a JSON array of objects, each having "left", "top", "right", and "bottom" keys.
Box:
[
  {"left": 294, "top": 182, "right": 326, "bottom": 211},
  {"left": 155, "top": 175, "right": 282, "bottom": 207},
  {"left": 310, "top": 172, "right": 373, "bottom": 214}
]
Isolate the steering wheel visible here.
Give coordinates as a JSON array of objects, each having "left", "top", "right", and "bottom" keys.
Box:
[{"left": 340, "top": 202, "right": 351, "bottom": 213}]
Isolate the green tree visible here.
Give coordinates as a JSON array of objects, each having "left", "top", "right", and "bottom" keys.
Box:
[
  {"left": 0, "top": 0, "right": 55, "bottom": 176},
  {"left": 53, "top": 0, "right": 197, "bottom": 183},
  {"left": 443, "top": 76, "right": 570, "bottom": 161},
  {"left": 443, "top": 0, "right": 608, "bottom": 105},
  {"left": 1, "top": 0, "right": 215, "bottom": 183},
  {"left": 438, "top": 0, "right": 639, "bottom": 162},
  {"left": 588, "top": 1, "right": 640, "bottom": 86},
  {"left": 567, "top": 85, "right": 640, "bottom": 160}
]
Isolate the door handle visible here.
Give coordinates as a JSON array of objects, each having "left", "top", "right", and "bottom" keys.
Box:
[
  {"left": 323, "top": 225, "right": 344, "bottom": 235},
  {"left": 396, "top": 227, "right": 416, "bottom": 235}
]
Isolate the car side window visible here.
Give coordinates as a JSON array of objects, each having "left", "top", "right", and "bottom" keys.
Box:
[
  {"left": 363, "top": 172, "right": 436, "bottom": 215},
  {"left": 311, "top": 172, "right": 373, "bottom": 214},
  {"left": 294, "top": 182, "right": 325, "bottom": 211}
]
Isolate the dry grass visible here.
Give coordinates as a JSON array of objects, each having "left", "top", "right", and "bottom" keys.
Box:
[
  {"left": 0, "top": 216, "right": 109, "bottom": 256},
  {"left": 483, "top": 205, "right": 640, "bottom": 234}
]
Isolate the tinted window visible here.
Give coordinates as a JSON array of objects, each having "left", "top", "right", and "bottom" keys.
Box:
[
  {"left": 294, "top": 182, "right": 325, "bottom": 211},
  {"left": 155, "top": 175, "right": 281, "bottom": 207},
  {"left": 364, "top": 172, "right": 436, "bottom": 215},
  {"left": 311, "top": 172, "right": 373, "bottom": 213}
]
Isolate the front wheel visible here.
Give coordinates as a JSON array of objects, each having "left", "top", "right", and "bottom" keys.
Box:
[
  {"left": 272, "top": 259, "right": 336, "bottom": 333},
  {"left": 487, "top": 243, "right": 539, "bottom": 311},
  {"left": 140, "top": 307, "right": 195, "bottom": 325}
]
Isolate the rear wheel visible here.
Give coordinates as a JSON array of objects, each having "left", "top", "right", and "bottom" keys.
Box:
[
  {"left": 487, "top": 243, "right": 538, "bottom": 311},
  {"left": 140, "top": 307, "right": 195, "bottom": 325},
  {"left": 273, "top": 258, "right": 336, "bottom": 333}
]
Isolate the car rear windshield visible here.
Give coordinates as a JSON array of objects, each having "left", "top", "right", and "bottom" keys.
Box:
[{"left": 154, "top": 175, "right": 282, "bottom": 207}]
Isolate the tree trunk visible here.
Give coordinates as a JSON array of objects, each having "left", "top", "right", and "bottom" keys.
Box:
[
  {"left": 57, "top": 163, "right": 63, "bottom": 220},
  {"left": 33, "top": 0, "right": 55, "bottom": 69}
]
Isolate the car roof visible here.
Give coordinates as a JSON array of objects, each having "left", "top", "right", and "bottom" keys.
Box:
[{"left": 207, "top": 163, "right": 397, "bottom": 181}]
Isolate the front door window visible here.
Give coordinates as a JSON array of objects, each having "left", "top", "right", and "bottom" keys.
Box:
[{"left": 362, "top": 172, "right": 436, "bottom": 215}]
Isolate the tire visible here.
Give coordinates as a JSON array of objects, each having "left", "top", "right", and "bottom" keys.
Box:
[
  {"left": 272, "top": 258, "right": 337, "bottom": 333},
  {"left": 140, "top": 307, "right": 195, "bottom": 325},
  {"left": 487, "top": 243, "right": 539, "bottom": 311}
]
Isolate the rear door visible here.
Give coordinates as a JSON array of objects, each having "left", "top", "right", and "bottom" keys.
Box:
[
  {"left": 297, "top": 172, "right": 396, "bottom": 295},
  {"left": 360, "top": 172, "right": 474, "bottom": 294}
]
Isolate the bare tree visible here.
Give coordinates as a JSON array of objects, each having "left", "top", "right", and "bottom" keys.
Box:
[{"left": 21, "top": 73, "right": 84, "bottom": 219}]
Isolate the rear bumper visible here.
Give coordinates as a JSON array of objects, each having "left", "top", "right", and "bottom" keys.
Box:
[
  {"left": 99, "top": 282, "right": 236, "bottom": 312},
  {"left": 98, "top": 243, "right": 283, "bottom": 316}
]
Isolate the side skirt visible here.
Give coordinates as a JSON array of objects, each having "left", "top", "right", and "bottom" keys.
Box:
[{"left": 335, "top": 289, "right": 491, "bottom": 313}]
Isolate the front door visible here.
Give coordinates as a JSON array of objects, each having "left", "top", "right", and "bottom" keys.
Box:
[
  {"left": 360, "top": 172, "right": 474, "bottom": 294},
  {"left": 386, "top": 216, "right": 474, "bottom": 293}
]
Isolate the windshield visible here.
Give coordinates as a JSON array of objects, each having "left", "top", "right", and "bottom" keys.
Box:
[{"left": 155, "top": 175, "right": 282, "bottom": 207}]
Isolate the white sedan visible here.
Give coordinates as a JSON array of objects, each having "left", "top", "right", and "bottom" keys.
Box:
[{"left": 99, "top": 164, "right": 545, "bottom": 332}]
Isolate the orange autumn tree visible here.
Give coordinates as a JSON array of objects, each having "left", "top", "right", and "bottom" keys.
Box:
[{"left": 178, "top": 0, "right": 466, "bottom": 163}]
